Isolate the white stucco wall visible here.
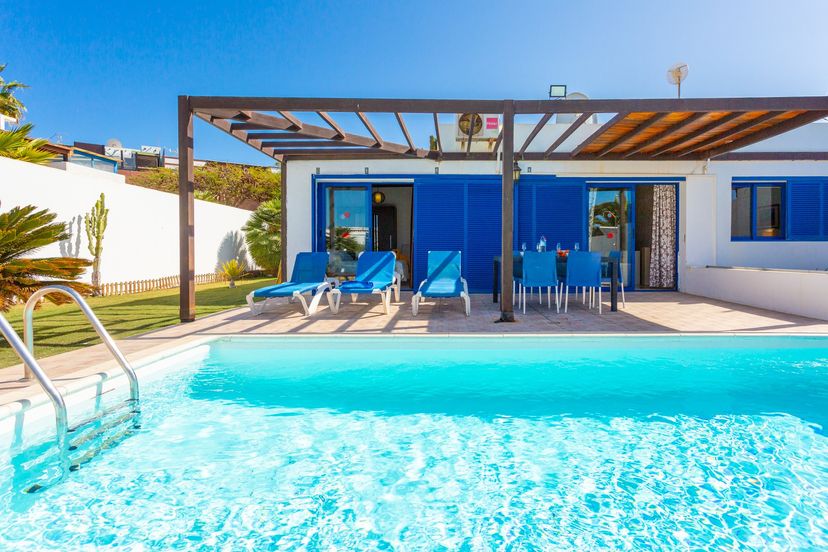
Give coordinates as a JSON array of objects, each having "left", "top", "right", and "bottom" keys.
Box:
[{"left": 0, "top": 156, "right": 253, "bottom": 283}]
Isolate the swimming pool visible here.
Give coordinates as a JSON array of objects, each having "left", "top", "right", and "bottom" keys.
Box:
[{"left": 1, "top": 336, "right": 827, "bottom": 549}]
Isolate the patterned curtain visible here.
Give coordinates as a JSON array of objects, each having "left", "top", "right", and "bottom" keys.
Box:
[{"left": 649, "top": 185, "right": 677, "bottom": 288}]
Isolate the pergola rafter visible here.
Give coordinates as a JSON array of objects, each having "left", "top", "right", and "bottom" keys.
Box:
[{"left": 180, "top": 94, "right": 828, "bottom": 323}]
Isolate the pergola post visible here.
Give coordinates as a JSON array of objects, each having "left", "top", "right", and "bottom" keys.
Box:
[
  {"left": 178, "top": 96, "right": 195, "bottom": 322},
  {"left": 499, "top": 100, "right": 515, "bottom": 322},
  {"left": 280, "top": 160, "right": 288, "bottom": 282}
]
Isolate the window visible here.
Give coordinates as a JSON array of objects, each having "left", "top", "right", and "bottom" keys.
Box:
[
  {"left": 730, "top": 182, "right": 784, "bottom": 240},
  {"left": 730, "top": 186, "right": 751, "bottom": 238},
  {"left": 756, "top": 186, "right": 782, "bottom": 238}
]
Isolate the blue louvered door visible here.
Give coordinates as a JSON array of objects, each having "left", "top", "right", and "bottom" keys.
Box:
[
  {"left": 465, "top": 180, "right": 502, "bottom": 291},
  {"left": 413, "top": 176, "right": 501, "bottom": 292}
]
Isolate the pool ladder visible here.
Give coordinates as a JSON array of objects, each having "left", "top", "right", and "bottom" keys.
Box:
[{"left": 0, "top": 285, "right": 140, "bottom": 450}]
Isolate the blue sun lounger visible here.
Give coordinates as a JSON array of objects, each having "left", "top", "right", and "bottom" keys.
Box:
[
  {"left": 411, "top": 250, "right": 470, "bottom": 316},
  {"left": 330, "top": 251, "right": 399, "bottom": 315},
  {"left": 246, "top": 252, "right": 332, "bottom": 316}
]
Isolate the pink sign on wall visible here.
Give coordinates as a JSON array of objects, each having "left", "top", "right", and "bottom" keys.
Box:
[{"left": 485, "top": 117, "right": 499, "bottom": 130}]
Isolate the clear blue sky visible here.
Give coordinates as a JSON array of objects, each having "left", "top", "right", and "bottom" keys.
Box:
[{"left": 2, "top": 0, "right": 827, "bottom": 165}]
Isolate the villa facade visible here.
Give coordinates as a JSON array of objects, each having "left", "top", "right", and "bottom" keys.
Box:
[{"left": 281, "top": 120, "right": 828, "bottom": 319}]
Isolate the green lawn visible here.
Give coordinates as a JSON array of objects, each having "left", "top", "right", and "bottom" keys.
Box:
[{"left": 0, "top": 277, "right": 278, "bottom": 368}]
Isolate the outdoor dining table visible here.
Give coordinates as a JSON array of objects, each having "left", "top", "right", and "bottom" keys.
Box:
[{"left": 492, "top": 253, "right": 620, "bottom": 312}]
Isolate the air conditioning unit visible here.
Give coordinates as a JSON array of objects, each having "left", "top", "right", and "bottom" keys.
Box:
[{"left": 455, "top": 113, "right": 501, "bottom": 141}]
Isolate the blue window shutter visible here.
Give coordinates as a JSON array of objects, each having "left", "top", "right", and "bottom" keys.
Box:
[
  {"left": 534, "top": 179, "right": 585, "bottom": 249},
  {"left": 465, "top": 180, "right": 502, "bottom": 292},
  {"left": 517, "top": 182, "right": 534, "bottom": 249},
  {"left": 413, "top": 181, "right": 465, "bottom": 288},
  {"left": 823, "top": 180, "right": 828, "bottom": 238},
  {"left": 788, "top": 178, "right": 823, "bottom": 240}
]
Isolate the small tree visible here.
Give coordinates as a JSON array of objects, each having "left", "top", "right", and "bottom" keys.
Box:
[
  {"left": 0, "top": 64, "right": 27, "bottom": 120},
  {"left": 0, "top": 205, "right": 94, "bottom": 311},
  {"left": 84, "top": 193, "right": 108, "bottom": 292},
  {"left": 242, "top": 198, "right": 281, "bottom": 277},
  {"left": 219, "top": 259, "right": 246, "bottom": 288},
  {"left": 0, "top": 123, "right": 53, "bottom": 165}
]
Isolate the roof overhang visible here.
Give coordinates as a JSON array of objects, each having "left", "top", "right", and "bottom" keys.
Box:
[{"left": 185, "top": 96, "right": 828, "bottom": 163}]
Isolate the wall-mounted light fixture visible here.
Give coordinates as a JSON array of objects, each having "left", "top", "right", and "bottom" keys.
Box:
[
  {"left": 512, "top": 161, "right": 522, "bottom": 182},
  {"left": 434, "top": 167, "right": 439, "bottom": 174},
  {"left": 364, "top": 167, "right": 369, "bottom": 174},
  {"left": 372, "top": 191, "right": 386, "bottom": 205},
  {"left": 315, "top": 167, "right": 320, "bottom": 175}
]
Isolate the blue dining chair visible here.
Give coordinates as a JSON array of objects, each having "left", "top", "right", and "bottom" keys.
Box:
[
  {"left": 517, "top": 252, "right": 561, "bottom": 314},
  {"left": 602, "top": 250, "right": 626, "bottom": 308},
  {"left": 565, "top": 251, "right": 603, "bottom": 314}
]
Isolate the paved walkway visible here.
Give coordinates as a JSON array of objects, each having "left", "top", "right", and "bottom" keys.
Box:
[{"left": 2, "top": 291, "right": 827, "bottom": 407}]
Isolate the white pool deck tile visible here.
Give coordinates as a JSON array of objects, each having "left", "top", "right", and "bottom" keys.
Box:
[{"left": 1, "top": 291, "right": 827, "bottom": 408}]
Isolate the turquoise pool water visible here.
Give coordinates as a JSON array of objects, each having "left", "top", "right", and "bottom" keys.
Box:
[{"left": 1, "top": 336, "right": 828, "bottom": 549}]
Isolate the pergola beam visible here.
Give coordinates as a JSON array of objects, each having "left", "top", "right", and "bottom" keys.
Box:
[
  {"left": 243, "top": 131, "right": 334, "bottom": 140},
  {"left": 623, "top": 112, "right": 706, "bottom": 157},
  {"left": 570, "top": 112, "right": 629, "bottom": 157},
  {"left": 188, "top": 95, "right": 828, "bottom": 115},
  {"left": 316, "top": 111, "right": 345, "bottom": 138},
  {"left": 204, "top": 109, "right": 426, "bottom": 157},
  {"left": 650, "top": 112, "right": 743, "bottom": 157},
  {"left": 356, "top": 112, "right": 384, "bottom": 147},
  {"left": 676, "top": 111, "right": 783, "bottom": 157},
  {"left": 514, "top": 96, "right": 828, "bottom": 114},
  {"left": 271, "top": 148, "right": 395, "bottom": 156},
  {"left": 492, "top": 130, "right": 503, "bottom": 157},
  {"left": 518, "top": 113, "right": 553, "bottom": 157},
  {"left": 595, "top": 112, "right": 669, "bottom": 157},
  {"left": 277, "top": 111, "right": 303, "bottom": 130},
  {"left": 704, "top": 110, "right": 828, "bottom": 159},
  {"left": 544, "top": 112, "right": 592, "bottom": 157},
  {"left": 195, "top": 112, "right": 281, "bottom": 160},
  {"left": 394, "top": 112, "right": 416, "bottom": 152},
  {"left": 261, "top": 140, "right": 359, "bottom": 148}
]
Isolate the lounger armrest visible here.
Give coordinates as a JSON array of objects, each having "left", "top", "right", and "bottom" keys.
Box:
[
  {"left": 314, "top": 281, "right": 332, "bottom": 294},
  {"left": 416, "top": 278, "right": 428, "bottom": 293},
  {"left": 460, "top": 277, "right": 469, "bottom": 295}
]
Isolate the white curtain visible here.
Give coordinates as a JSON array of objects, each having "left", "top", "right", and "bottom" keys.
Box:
[{"left": 649, "top": 185, "right": 676, "bottom": 288}]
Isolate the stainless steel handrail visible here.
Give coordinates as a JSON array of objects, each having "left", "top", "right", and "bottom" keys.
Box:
[
  {"left": 23, "top": 285, "right": 139, "bottom": 403},
  {"left": 0, "top": 313, "right": 68, "bottom": 445}
]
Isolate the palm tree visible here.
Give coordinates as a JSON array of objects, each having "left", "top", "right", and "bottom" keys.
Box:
[
  {"left": 0, "top": 123, "right": 53, "bottom": 164},
  {"left": 0, "top": 64, "right": 27, "bottom": 120},
  {"left": 242, "top": 198, "right": 281, "bottom": 277},
  {"left": 0, "top": 205, "right": 95, "bottom": 312}
]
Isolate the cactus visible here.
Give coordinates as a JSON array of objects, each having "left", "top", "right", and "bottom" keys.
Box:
[{"left": 84, "top": 193, "right": 108, "bottom": 293}]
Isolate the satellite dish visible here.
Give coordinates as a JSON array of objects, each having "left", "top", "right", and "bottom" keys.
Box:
[
  {"left": 105, "top": 138, "right": 123, "bottom": 149},
  {"left": 667, "top": 63, "right": 689, "bottom": 98}
]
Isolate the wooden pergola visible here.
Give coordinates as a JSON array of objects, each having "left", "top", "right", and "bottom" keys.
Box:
[{"left": 178, "top": 95, "right": 828, "bottom": 322}]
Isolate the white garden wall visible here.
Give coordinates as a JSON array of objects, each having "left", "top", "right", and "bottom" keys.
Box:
[
  {"left": 0, "top": 156, "right": 253, "bottom": 283},
  {"left": 683, "top": 266, "right": 828, "bottom": 321}
]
